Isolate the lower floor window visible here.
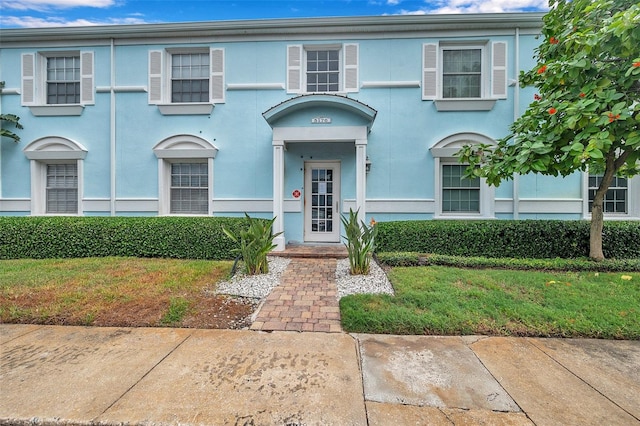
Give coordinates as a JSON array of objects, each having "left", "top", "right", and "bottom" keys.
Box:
[
  {"left": 46, "top": 163, "right": 78, "bottom": 213},
  {"left": 442, "top": 164, "right": 480, "bottom": 213},
  {"left": 588, "top": 174, "right": 627, "bottom": 214},
  {"left": 170, "top": 162, "right": 208, "bottom": 214}
]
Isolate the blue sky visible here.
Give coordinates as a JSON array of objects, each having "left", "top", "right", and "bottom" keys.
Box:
[{"left": 0, "top": 0, "right": 549, "bottom": 28}]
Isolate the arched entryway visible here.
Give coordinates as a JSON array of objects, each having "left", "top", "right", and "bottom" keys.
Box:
[{"left": 263, "top": 94, "right": 377, "bottom": 251}]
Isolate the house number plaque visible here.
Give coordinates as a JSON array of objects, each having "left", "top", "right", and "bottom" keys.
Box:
[{"left": 311, "top": 117, "right": 331, "bottom": 124}]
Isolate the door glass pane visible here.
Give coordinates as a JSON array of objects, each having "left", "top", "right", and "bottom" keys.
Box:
[{"left": 311, "top": 167, "right": 335, "bottom": 233}]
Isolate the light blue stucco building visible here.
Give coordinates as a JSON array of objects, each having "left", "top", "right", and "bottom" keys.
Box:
[{"left": 1, "top": 14, "right": 638, "bottom": 250}]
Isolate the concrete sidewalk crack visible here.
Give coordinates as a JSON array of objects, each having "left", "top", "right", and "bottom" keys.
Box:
[
  {"left": 94, "top": 330, "right": 195, "bottom": 421},
  {"left": 467, "top": 339, "right": 531, "bottom": 421},
  {"left": 526, "top": 338, "right": 640, "bottom": 423},
  {"left": 352, "top": 334, "right": 371, "bottom": 426}
]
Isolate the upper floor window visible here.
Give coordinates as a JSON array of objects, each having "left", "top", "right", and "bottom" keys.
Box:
[
  {"left": 306, "top": 49, "right": 340, "bottom": 93},
  {"left": 287, "top": 44, "right": 359, "bottom": 94},
  {"left": 46, "top": 56, "right": 80, "bottom": 104},
  {"left": 588, "top": 174, "right": 628, "bottom": 214},
  {"left": 171, "top": 53, "right": 210, "bottom": 103},
  {"left": 442, "top": 48, "right": 482, "bottom": 99},
  {"left": 422, "top": 41, "right": 506, "bottom": 110},
  {"left": 148, "top": 48, "right": 224, "bottom": 114},
  {"left": 21, "top": 51, "right": 94, "bottom": 115}
]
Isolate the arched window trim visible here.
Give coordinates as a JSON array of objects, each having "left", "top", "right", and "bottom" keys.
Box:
[
  {"left": 153, "top": 134, "right": 218, "bottom": 216},
  {"left": 430, "top": 132, "right": 496, "bottom": 219},
  {"left": 23, "top": 136, "right": 87, "bottom": 216},
  {"left": 24, "top": 136, "right": 88, "bottom": 160}
]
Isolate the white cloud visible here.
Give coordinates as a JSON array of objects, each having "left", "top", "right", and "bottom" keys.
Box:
[
  {"left": 386, "top": 0, "right": 402, "bottom": 5},
  {"left": 1, "top": 0, "right": 118, "bottom": 12},
  {"left": 398, "top": 0, "right": 548, "bottom": 15},
  {"left": 396, "top": 8, "right": 427, "bottom": 15},
  {"left": 0, "top": 14, "right": 147, "bottom": 27}
]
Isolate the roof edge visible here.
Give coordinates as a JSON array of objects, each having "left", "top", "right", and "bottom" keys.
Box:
[{"left": 0, "top": 13, "right": 544, "bottom": 43}]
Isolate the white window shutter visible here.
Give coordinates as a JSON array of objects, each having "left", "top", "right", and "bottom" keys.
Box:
[
  {"left": 80, "top": 51, "right": 94, "bottom": 105},
  {"left": 422, "top": 44, "right": 438, "bottom": 100},
  {"left": 210, "top": 48, "right": 225, "bottom": 103},
  {"left": 21, "top": 53, "right": 36, "bottom": 106},
  {"left": 343, "top": 43, "right": 359, "bottom": 93},
  {"left": 492, "top": 42, "right": 507, "bottom": 99},
  {"left": 148, "top": 50, "right": 163, "bottom": 104},
  {"left": 287, "top": 45, "right": 302, "bottom": 94}
]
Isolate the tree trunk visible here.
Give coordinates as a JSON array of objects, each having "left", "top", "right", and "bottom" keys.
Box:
[
  {"left": 589, "top": 155, "right": 618, "bottom": 261},
  {"left": 589, "top": 149, "right": 631, "bottom": 261},
  {"left": 589, "top": 193, "right": 605, "bottom": 262}
]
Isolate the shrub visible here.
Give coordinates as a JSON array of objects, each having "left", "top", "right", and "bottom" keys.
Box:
[
  {"left": 0, "top": 216, "right": 251, "bottom": 260},
  {"left": 375, "top": 252, "right": 640, "bottom": 272},
  {"left": 375, "top": 220, "right": 640, "bottom": 259},
  {"left": 223, "top": 213, "right": 282, "bottom": 275}
]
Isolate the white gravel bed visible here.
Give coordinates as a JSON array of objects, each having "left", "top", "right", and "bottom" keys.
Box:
[
  {"left": 215, "top": 255, "right": 394, "bottom": 300},
  {"left": 335, "top": 258, "right": 395, "bottom": 298},
  {"left": 215, "top": 256, "right": 291, "bottom": 299}
]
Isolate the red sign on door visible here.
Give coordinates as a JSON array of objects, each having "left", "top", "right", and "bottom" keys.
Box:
[{"left": 292, "top": 189, "right": 301, "bottom": 199}]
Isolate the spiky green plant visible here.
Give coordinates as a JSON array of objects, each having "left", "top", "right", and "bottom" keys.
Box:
[
  {"left": 223, "top": 213, "right": 282, "bottom": 275},
  {"left": 341, "top": 208, "right": 378, "bottom": 275}
]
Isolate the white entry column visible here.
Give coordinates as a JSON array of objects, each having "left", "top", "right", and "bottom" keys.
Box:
[
  {"left": 355, "top": 139, "right": 367, "bottom": 225},
  {"left": 272, "top": 140, "right": 285, "bottom": 251}
]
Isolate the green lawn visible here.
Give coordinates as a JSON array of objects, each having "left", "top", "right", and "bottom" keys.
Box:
[
  {"left": 3, "top": 257, "right": 639, "bottom": 338},
  {"left": 340, "top": 266, "right": 640, "bottom": 339}
]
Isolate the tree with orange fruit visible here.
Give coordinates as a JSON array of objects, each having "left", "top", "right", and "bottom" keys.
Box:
[{"left": 457, "top": 0, "right": 640, "bottom": 261}]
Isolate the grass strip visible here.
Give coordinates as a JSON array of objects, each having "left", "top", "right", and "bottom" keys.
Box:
[{"left": 340, "top": 265, "right": 640, "bottom": 339}]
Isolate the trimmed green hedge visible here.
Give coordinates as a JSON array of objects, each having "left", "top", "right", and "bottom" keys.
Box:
[
  {"left": 0, "top": 216, "right": 249, "bottom": 260},
  {"left": 375, "top": 220, "right": 640, "bottom": 259},
  {"left": 3, "top": 217, "right": 638, "bottom": 261},
  {"left": 375, "top": 252, "right": 640, "bottom": 272}
]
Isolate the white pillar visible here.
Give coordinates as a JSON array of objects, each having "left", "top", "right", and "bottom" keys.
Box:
[
  {"left": 355, "top": 140, "right": 367, "bottom": 225},
  {"left": 272, "top": 140, "right": 286, "bottom": 251}
]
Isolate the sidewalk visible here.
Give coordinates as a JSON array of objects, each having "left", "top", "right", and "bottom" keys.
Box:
[{"left": 2, "top": 324, "right": 639, "bottom": 425}]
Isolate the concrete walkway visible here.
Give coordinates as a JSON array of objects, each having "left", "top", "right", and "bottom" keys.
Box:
[{"left": 2, "top": 324, "right": 639, "bottom": 426}]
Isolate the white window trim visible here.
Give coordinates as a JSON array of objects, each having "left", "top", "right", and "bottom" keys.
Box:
[
  {"left": 287, "top": 43, "right": 359, "bottom": 95},
  {"left": 23, "top": 136, "right": 87, "bottom": 216},
  {"left": 422, "top": 41, "right": 506, "bottom": 111},
  {"left": 21, "top": 51, "right": 94, "bottom": 116},
  {"left": 431, "top": 132, "right": 495, "bottom": 219},
  {"left": 153, "top": 134, "right": 218, "bottom": 216},
  {"left": 148, "top": 47, "right": 224, "bottom": 115},
  {"left": 582, "top": 172, "right": 640, "bottom": 220}
]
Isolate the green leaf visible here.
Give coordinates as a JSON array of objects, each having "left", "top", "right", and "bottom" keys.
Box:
[
  {"left": 570, "top": 142, "right": 584, "bottom": 152},
  {"left": 588, "top": 148, "right": 604, "bottom": 159}
]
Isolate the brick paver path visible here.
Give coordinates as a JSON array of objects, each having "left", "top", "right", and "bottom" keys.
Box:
[{"left": 250, "top": 258, "right": 342, "bottom": 333}]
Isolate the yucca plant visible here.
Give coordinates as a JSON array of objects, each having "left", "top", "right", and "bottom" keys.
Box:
[
  {"left": 341, "top": 208, "right": 378, "bottom": 275},
  {"left": 223, "top": 213, "right": 282, "bottom": 275}
]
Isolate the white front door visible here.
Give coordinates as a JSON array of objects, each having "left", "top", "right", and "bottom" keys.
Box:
[{"left": 304, "top": 161, "right": 341, "bottom": 242}]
